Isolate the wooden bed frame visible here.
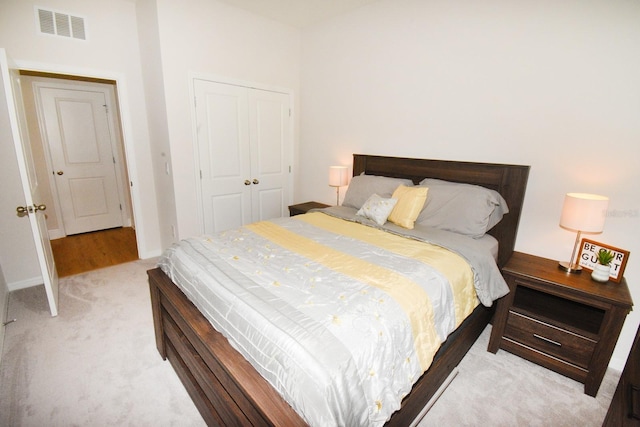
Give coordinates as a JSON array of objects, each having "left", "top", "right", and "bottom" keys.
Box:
[{"left": 148, "top": 154, "right": 530, "bottom": 426}]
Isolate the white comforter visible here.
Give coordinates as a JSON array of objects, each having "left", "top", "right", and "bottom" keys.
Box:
[{"left": 158, "top": 212, "right": 494, "bottom": 426}]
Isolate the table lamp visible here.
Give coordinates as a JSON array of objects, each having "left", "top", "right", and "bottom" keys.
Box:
[
  {"left": 329, "top": 166, "right": 348, "bottom": 205},
  {"left": 558, "top": 192, "right": 609, "bottom": 273}
]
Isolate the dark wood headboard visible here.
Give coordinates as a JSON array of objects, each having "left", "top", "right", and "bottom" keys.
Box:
[{"left": 352, "top": 154, "right": 530, "bottom": 268}]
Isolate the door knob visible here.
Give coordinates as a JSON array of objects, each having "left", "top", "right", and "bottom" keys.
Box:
[
  {"left": 244, "top": 180, "right": 251, "bottom": 186},
  {"left": 16, "top": 206, "right": 29, "bottom": 217},
  {"left": 56, "top": 171, "right": 64, "bottom": 175},
  {"left": 252, "top": 179, "right": 259, "bottom": 185},
  {"left": 34, "top": 204, "right": 47, "bottom": 212}
]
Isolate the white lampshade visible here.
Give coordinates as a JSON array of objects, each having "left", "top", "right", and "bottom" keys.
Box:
[
  {"left": 328, "top": 166, "right": 348, "bottom": 187},
  {"left": 559, "top": 193, "right": 609, "bottom": 233}
]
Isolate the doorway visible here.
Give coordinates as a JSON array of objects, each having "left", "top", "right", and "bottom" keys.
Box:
[
  {"left": 19, "top": 71, "right": 138, "bottom": 275},
  {"left": 20, "top": 72, "right": 133, "bottom": 239}
]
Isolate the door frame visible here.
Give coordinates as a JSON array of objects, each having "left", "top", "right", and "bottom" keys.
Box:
[
  {"left": 30, "top": 78, "right": 131, "bottom": 238},
  {"left": 189, "top": 72, "right": 294, "bottom": 234},
  {"left": 14, "top": 59, "right": 146, "bottom": 257}
]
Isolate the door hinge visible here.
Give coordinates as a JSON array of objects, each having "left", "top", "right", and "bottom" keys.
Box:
[
  {"left": 200, "top": 170, "right": 203, "bottom": 179},
  {"left": 113, "top": 156, "right": 116, "bottom": 164},
  {"left": 103, "top": 104, "right": 109, "bottom": 114},
  {"left": 119, "top": 204, "right": 122, "bottom": 211},
  {"left": 289, "top": 165, "right": 291, "bottom": 173}
]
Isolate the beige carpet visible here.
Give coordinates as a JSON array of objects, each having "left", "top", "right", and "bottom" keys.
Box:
[
  {"left": 0, "top": 259, "right": 619, "bottom": 426},
  {"left": 0, "top": 259, "right": 204, "bottom": 427}
]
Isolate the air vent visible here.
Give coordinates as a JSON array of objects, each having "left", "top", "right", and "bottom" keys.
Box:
[{"left": 36, "top": 8, "right": 86, "bottom": 40}]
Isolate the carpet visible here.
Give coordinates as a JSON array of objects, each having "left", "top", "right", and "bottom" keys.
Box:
[
  {"left": 0, "top": 259, "right": 204, "bottom": 427},
  {"left": 0, "top": 259, "right": 618, "bottom": 426},
  {"left": 419, "top": 326, "right": 617, "bottom": 426}
]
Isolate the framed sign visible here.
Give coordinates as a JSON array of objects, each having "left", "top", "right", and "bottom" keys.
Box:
[{"left": 578, "top": 239, "right": 630, "bottom": 283}]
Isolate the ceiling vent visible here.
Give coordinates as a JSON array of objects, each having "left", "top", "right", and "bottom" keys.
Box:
[{"left": 37, "top": 8, "right": 86, "bottom": 40}]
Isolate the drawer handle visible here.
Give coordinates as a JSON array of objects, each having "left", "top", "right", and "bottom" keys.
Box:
[
  {"left": 533, "top": 334, "right": 562, "bottom": 347},
  {"left": 631, "top": 384, "right": 640, "bottom": 420}
]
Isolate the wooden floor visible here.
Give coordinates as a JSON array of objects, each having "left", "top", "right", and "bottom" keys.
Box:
[{"left": 51, "top": 227, "right": 139, "bottom": 277}]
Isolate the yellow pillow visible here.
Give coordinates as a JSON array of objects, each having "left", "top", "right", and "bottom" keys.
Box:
[{"left": 388, "top": 185, "right": 428, "bottom": 229}]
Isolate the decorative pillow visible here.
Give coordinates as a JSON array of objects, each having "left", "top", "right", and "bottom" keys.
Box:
[
  {"left": 356, "top": 194, "right": 398, "bottom": 226},
  {"left": 416, "top": 178, "right": 509, "bottom": 238},
  {"left": 342, "top": 175, "right": 414, "bottom": 210},
  {"left": 387, "top": 185, "right": 429, "bottom": 229}
]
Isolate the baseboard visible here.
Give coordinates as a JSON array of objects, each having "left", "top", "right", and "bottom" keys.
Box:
[
  {"left": 48, "top": 228, "right": 65, "bottom": 240},
  {"left": 139, "top": 249, "right": 162, "bottom": 259},
  {"left": 7, "top": 276, "right": 43, "bottom": 292}
]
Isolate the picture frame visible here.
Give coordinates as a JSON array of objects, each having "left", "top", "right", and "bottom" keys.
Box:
[{"left": 578, "top": 239, "right": 630, "bottom": 283}]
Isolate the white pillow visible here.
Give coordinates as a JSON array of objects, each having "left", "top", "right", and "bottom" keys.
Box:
[{"left": 356, "top": 194, "right": 398, "bottom": 226}]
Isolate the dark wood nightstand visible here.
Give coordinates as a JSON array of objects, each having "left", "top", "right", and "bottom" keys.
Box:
[
  {"left": 288, "top": 201, "right": 330, "bottom": 217},
  {"left": 488, "top": 251, "right": 633, "bottom": 397}
]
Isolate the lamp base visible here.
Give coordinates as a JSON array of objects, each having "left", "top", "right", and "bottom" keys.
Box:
[{"left": 558, "top": 261, "right": 583, "bottom": 274}]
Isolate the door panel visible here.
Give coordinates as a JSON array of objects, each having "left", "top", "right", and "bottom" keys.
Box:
[
  {"left": 0, "top": 49, "right": 58, "bottom": 316},
  {"left": 248, "top": 90, "right": 290, "bottom": 223},
  {"left": 59, "top": 99, "right": 101, "bottom": 163},
  {"left": 256, "top": 188, "right": 284, "bottom": 222},
  {"left": 39, "top": 87, "right": 123, "bottom": 235},
  {"left": 69, "top": 177, "right": 111, "bottom": 217},
  {"left": 210, "top": 194, "right": 244, "bottom": 232},
  {"left": 195, "top": 79, "right": 251, "bottom": 234}
]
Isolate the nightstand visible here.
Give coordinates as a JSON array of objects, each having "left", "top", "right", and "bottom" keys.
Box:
[
  {"left": 488, "top": 251, "right": 633, "bottom": 397},
  {"left": 288, "top": 201, "right": 330, "bottom": 217}
]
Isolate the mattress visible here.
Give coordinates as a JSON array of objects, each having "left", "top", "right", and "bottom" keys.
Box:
[{"left": 158, "top": 211, "right": 508, "bottom": 426}]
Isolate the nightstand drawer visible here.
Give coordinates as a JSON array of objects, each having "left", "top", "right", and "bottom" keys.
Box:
[{"left": 504, "top": 310, "right": 597, "bottom": 369}]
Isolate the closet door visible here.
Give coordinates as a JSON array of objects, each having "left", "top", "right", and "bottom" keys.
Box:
[
  {"left": 195, "top": 79, "right": 291, "bottom": 234},
  {"left": 248, "top": 88, "right": 291, "bottom": 224},
  {"left": 195, "top": 80, "right": 252, "bottom": 234}
]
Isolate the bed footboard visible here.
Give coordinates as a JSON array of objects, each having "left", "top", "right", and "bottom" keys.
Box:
[{"left": 148, "top": 267, "right": 307, "bottom": 426}]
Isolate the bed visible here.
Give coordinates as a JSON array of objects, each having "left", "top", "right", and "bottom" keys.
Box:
[{"left": 148, "top": 154, "right": 530, "bottom": 426}]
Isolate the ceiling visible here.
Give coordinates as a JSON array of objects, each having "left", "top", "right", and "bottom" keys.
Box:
[{"left": 216, "top": 0, "right": 380, "bottom": 27}]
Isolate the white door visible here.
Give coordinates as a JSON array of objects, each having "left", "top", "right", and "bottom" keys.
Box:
[
  {"left": 0, "top": 49, "right": 58, "bottom": 316},
  {"left": 38, "top": 85, "right": 125, "bottom": 235},
  {"left": 195, "top": 79, "right": 291, "bottom": 234},
  {"left": 195, "top": 80, "right": 252, "bottom": 233},
  {"left": 248, "top": 89, "right": 291, "bottom": 222}
]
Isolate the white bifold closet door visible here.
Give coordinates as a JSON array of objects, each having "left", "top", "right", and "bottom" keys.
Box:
[{"left": 194, "top": 79, "right": 292, "bottom": 234}]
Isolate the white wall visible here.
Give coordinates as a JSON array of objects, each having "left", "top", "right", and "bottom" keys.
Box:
[
  {"left": 299, "top": 0, "right": 640, "bottom": 368},
  {"left": 153, "top": 0, "right": 301, "bottom": 239},
  {"left": 0, "top": 0, "right": 162, "bottom": 271},
  {"left": 135, "top": 0, "right": 177, "bottom": 250}
]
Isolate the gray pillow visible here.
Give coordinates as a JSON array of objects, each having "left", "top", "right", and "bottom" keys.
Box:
[
  {"left": 342, "top": 175, "right": 414, "bottom": 209},
  {"left": 416, "top": 178, "right": 509, "bottom": 238}
]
